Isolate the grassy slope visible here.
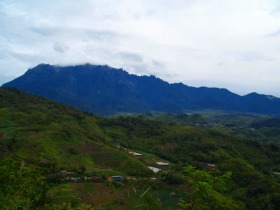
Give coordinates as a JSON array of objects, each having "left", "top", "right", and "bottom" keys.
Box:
[
  {"left": 98, "top": 116, "right": 280, "bottom": 169},
  {"left": 1, "top": 88, "right": 280, "bottom": 209},
  {"left": 98, "top": 116, "right": 280, "bottom": 209},
  {"left": 0, "top": 88, "right": 151, "bottom": 176}
]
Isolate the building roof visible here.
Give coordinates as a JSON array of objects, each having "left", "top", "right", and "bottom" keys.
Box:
[
  {"left": 147, "top": 166, "right": 161, "bottom": 173},
  {"left": 128, "top": 151, "right": 142, "bottom": 156},
  {"left": 156, "top": 161, "right": 169, "bottom": 166}
]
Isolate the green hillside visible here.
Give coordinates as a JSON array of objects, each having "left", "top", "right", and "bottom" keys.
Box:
[
  {"left": 0, "top": 88, "right": 151, "bottom": 176},
  {"left": 130, "top": 112, "right": 280, "bottom": 144},
  {"left": 1, "top": 88, "right": 280, "bottom": 209}
]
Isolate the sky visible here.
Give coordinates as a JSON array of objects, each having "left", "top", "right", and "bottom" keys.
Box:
[{"left": 1, "top": 0, "right": 280, "bottom": 97}]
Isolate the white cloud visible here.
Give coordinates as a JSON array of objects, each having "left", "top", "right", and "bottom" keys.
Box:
[{"left": 0, "top": 0, "right": 280, "bottom": 96}]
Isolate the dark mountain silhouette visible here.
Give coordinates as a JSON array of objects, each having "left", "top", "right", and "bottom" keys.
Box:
[{"left": 2, "top": 64, "right": 280, "bottom": 115}]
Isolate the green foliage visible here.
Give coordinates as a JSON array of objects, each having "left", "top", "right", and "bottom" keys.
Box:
[
  {"left": 41, "top": 203, "right": 96, "bottom": 210},
  {"left": 126, "top": 183, "right": 161, "bottom": 210},
  {"left": 219, "top": 158, "right": 280, "bottom": 209},
  {"left": 179, "top": 166, "right": 213, "bottom": 210},
  {"left": 0, "top": 88, "right": 149, "bottom": 177},
  {"left": 0, "top": 158, "right": 45, "bottom": 209},
  {"left": 161, "top": 171, "right": 184, "bottom": 185},
  {"left": 179, "top": 166, "right": 234, "bottom": 210},
  {"left": 1, "top": 88, "right": 280, "bottom": 209},
  {"left": 134, "top": 187, "right": 161, "bottom": 210}
]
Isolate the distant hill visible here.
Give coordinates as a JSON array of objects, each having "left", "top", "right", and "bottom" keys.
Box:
[{"left": 3, "top": 64, "right": 280, "bottom": 115}]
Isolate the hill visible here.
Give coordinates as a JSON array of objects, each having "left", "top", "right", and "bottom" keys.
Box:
[
  {"left": 0, "top": 87, "right": 157, "bottom": 209},
  {"left": 1, "top": 88, "right": 280, "bottom": 209},
  {"left": 0, "top": 88, "right": 151, "bottom": 176},
  {"left": 3, "top": 63, "right": 280, "bottom": 115}
]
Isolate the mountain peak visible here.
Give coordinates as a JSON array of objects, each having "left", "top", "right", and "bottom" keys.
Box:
[{"left": 3, "top": 64, "right": 280, "bottom": 115}]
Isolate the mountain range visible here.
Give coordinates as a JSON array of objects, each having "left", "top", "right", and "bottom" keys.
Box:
[{"left": 3, "top": 63, "right": 280, "bottom": 115}]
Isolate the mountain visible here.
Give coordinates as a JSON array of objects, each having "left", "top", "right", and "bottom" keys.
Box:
[{"left": 3, "top": 63, "right": 280, "bottom": 115}]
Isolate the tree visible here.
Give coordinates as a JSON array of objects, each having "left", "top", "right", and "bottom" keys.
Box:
[
  {"left": 0, "top": 158, "right": 45, "bottom": 209},
  {"left": 179, "top": 165, "right": 231, "bottom": 210},
  {"left": 132, "top": 186, "right": 161, "bottom": 210}
]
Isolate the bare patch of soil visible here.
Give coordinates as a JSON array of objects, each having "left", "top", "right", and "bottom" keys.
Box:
[{"left": 70, "top": 183, "right": 131, "bottom": 210}]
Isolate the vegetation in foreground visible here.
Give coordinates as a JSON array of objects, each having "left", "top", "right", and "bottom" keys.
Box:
[{"left": 0, "top": 88, "right": 280, "bottom": 209}]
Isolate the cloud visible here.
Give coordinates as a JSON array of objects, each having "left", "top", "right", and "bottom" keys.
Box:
[
  {"left": 9, "top": 52, "right": 43, "bottom": 63},
  {"left": 86, "top": 30, "right": 121, "bottom": 42},
  {"left": 265, "top": 29, "right": 280, "bottom": 38},
  {"left": 0, "top": 73, "right": 16, "bottom": 86},
  {"left": 30, "top": 27, "right": 58, "bottom": 36},
  {"left": 53, "top": 43, "right": 67, "bottom": 53},
  {"left": 116, "top": 52, "right": 166, "bottom": 76},
  {"left": 0, "top": 0, "right": 280, "bottom": 96},
  {"left": 118, "top": 52, "right": 143, "bottom": 62}
]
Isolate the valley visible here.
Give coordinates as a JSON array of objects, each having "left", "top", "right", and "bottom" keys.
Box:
[{"left": 1, "top": 88, "right": 280, "bottom": 209}]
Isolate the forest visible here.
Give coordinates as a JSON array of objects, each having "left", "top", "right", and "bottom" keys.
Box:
[{"left": 0, "top": 88, "right": 280, "bottom": 209}]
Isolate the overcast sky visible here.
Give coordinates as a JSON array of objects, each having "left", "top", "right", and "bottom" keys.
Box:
[{"left": 1, "top": 0, "right": 280, "bottom": 96}]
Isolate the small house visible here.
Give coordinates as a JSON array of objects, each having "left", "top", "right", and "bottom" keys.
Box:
[
  {"left": 108, "top": 176, "right": 123, "bottom": 181},
  {"left": 128, "top": 151, "right": 143, "bottom": 157},
  {"left": 156, "top": 161, "right": 169, "bottom": 166}
]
